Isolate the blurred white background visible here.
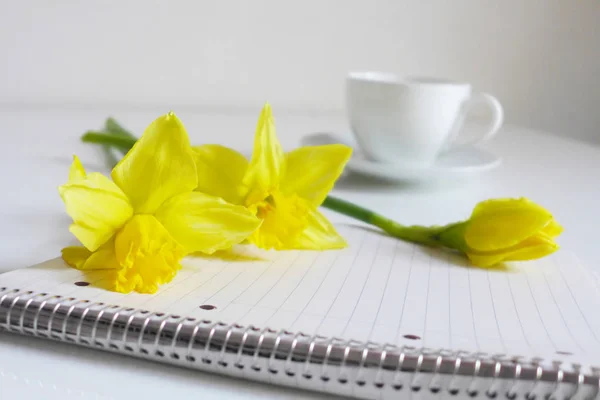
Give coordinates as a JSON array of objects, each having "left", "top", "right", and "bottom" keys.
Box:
[
  {"left": 1, "top": 0, "right": 599, "bottom": 143},
  {"left": 1, "top": 4, "right": 600, "bottom": 400}
]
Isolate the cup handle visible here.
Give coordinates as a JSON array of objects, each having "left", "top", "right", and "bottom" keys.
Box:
[{"left": 445, "top": 92, "right": 504, "bottom": 152}]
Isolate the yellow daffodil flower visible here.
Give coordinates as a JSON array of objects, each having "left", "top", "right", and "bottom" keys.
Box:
[
  {"left": 193, "top": 103, "right": 352, "bottom": 250},
  {"left": 60, "top": 112, "right": 261, "bottom": 293},
  {"left": 439, "top": 197, "right": 563, "bottom": 267},
  {"left": 322, "top": 196, "right": 562, "bottom": 268}
]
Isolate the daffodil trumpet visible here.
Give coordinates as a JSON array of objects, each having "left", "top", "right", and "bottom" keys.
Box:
[{"left": 81, "top": 111, "right": 562, "bottom": 267}]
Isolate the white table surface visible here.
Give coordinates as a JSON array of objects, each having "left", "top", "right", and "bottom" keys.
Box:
[{"left": 1, "top": 106, "right": 599, "bottom": 399}]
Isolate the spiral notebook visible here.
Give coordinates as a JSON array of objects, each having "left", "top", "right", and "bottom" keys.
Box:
[{"left": 1, "top": 224, "right": 599, "bottom": 399}]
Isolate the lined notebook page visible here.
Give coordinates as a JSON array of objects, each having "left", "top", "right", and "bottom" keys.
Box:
[{"left": 3, "top": 224, "right": 600, "bottom": 367}]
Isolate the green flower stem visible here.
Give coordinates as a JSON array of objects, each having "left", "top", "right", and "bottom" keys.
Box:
[
  {"left": 321, "top": 196, "right": 446, "bottom": 247},
  {"left": 81, "top": 131, "right": 137, "bottom": 152},
  {"left": 105, "top": 118, "right": 137, "bottom": 140}
]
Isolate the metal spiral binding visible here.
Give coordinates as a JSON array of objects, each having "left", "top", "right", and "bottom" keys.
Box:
[{"left": 1, "top": 287, "right": 599, "bottom": 400}]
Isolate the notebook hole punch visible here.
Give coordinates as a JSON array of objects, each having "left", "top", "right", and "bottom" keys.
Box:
[{"left": 555, "top": 351, "right": 573, "bottom": 356}]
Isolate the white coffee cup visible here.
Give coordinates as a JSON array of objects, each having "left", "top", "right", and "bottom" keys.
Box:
[{"left": 345, "top": 72, "right": 504, "bottom": 166}]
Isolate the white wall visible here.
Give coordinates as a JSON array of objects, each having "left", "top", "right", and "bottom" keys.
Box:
[{"left": 1, "top": 0, "right": 599, "bottom": 143}]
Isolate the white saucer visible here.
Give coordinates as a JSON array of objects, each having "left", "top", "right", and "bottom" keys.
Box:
[{"left": 300, "top": 132, "right": 502, "bottom": 182}]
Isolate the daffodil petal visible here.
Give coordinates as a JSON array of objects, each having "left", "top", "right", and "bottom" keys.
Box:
[
  {"left": 111, "top": 112, "right": 197, "bottom": 214},
  {"left": 542, "top": 219, "right": 564, "bottom": 237},
  {"left": 243, "top": 103, "right": 285, "bottom": 205},
  {"left": 114, "top": 215, "right": 185, "bottom": 294},
  {"left": 465, "top": 198, "right": 554, "bottom": 252},
  {"left": 69, "top": 155, "right": 87, "bottom": 181},
  {"left": 290, "top": 209, "right": 347, "bottom": 250},
  {"left": 62, "top": 240, "right": 120, "bottom": 271},
  {"left": 62, "top": 246, "right": 92, "bottom": 270},
  {"left": 280, "top": 144, "right": 352, "bottom": 207},
  {"left": 470, "top": 198, "right": 551, "bottom": 219},
  {"left": 466, "top": 252, "right": 508, "bottom": 268},
  {"left": 155, "top": 191, "right": 260, "bottom": 255},
  {"left": 83, "top": 240, "right": 120, "bottom": 270},
  {"left": 467, "top": 233, "right": 559, "bottom": 267},
  {"left": 59, "top": 169, "right": 133, "bottom": 252},
  {"left": 192, "top": 144, "right": 249, "bottom": 204}
]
